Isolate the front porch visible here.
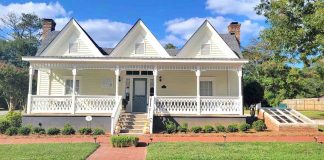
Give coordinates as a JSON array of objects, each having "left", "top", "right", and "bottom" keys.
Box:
[{"left": 23, "top": 57, "right": 246, "bottom": 134}]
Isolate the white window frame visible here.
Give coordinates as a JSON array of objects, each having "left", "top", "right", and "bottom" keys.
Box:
[
  {"left": 63, "top": 76, "right": 82, "bottom": 95},
  {"left": 69, "top": 41, "right": 79, "bottom": 53},
  {"left": 200, "top": 77, "right": 215, "bottom": 96},
  {"left": 201, "top": 43, "right": 211, "bottom": 55},
  {"left": 135, "top": 42, "right": 145, "bottom": 54}
]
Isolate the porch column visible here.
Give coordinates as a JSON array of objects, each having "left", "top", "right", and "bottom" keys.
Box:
[
  {"left": 237, "top": 68, "right": 243, "bottom": 115},
  {"left": 153, "top": 67, "right": 158, "bottom": 97},
  {"left": 27, "top": 65, "right": 34, "bottom": 114},
  {"left": 195, "top": 68, "right": 201, "bottom": 115},
  {"left": 115, "top": 67, "right": 120, "bottom": 98},
  {"left": 48, "top": 69, "right": 52, "bottom": 95},
  {"left": 71, "top": 68, "right": 77, "bottom": 114}
]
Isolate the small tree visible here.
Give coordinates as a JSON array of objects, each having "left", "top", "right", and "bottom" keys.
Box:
[
  {"left": 0, "top": 63, "right": 28, "bottom": 111},
  {"left": 164, "top": 43, "right": 176, "bottom": 49},
  {"left": 243, "top": 80, "right": 264, "bottom": 107}
]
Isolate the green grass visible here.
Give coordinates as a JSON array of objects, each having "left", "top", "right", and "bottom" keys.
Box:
[
  {"left": 319, "top": 125, "right": 324, "bottom": 132},
  {"left": 146, "top": 142, "right": 324, "bottom": 160},
  {"left": 0, "top": 143, "right": 99, "bottom": 160},
  {"left": 299, "top": 110, "right": 324, "bottom": 119}
]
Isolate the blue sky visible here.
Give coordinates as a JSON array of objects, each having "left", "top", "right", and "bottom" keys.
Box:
[{"left": 0, "top": 0, "right": 266, "bottom": 48}]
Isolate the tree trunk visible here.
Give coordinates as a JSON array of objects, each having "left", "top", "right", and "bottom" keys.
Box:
[{"left": 8, "top": 96, "right": 15, "bottom": 111}]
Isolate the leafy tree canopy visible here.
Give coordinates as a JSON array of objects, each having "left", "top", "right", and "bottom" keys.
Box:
[
  {"left": 164, "top": 43, "right": 176, "bottom": 49},
  {"left": 255, "top": 0, "right": 324, "bottom": 67}
]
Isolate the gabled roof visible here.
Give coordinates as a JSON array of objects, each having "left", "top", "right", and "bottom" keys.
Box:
[
  {"left": 36, "top": 19, "right": 242, "bottom": 58},
  {"left": 37, "top": 18, "right": 106, "bottom": 57},
  {"left": 109, "top": 19, "right": 170, "bottom": 57},
  {"left": 176, "top": 20, "right": 242, "bottom": 58}
]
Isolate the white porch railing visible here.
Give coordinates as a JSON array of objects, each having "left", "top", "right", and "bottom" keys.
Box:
[
  {"left": 200, "top": 96, "right": 241, "bottom": 114},
  {"left": 30, "top": 95, "right": 118, "bottom": 114},
  {"left": 148, "top": 96, "right": 155, "bottom": 134},
  {"left": 155, "top": 96, "right": 198, "bottom": 114},
  {"left": 75, "top": 95, "right": 116, "bottom": 113},
  {"left": 111, "top": 96, "right": 122, "bottom": 135},
  {"left": 30, "top": 95, "right": 72, "bottom": 113},
  {"left": 152, "top": 96, "right": 241, "bottom": 115}
]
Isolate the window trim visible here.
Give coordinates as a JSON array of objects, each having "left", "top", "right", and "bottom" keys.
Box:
[
  {"left": 201, "top": 43, "right": 211, "bottom": 55},
  {"left": 63, "top": 76, "right": 82, "bottom": 95},
  {"left": 200, "top": 77, "right": 215, "bottom": 96},
  {"left": 135, "top": 42, "right": 145, "bottom": 54},
  {"left": 69, "top": 41, "right": 79, "bottom": 53}
]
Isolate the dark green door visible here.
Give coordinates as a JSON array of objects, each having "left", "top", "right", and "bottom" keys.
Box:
[{"left": 132, "top": 78, "right": 147, "bottom": 112}]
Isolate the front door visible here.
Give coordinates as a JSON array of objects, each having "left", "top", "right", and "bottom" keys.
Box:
[{"left": 132, "top": 78, "right": 147, "bottom": 112}]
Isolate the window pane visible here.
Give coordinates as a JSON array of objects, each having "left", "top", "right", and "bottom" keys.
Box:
[
  {"left": 134, "top": 80, "right": 146, "bottom": 96},
  {"left": 200, "top": 81, "right": 212, "bottom": 96},
  {"left": 69, "top": 42, "right": 78, "bottom": 53},
  {"left": 65, "top": 80, "right": 80, "bottom": 95},
  {"left": 135, "top": 43, "right": 144, "bottom": 54},
  {"left": 201, "top": 44, "right": 210, "bottom": 55}
]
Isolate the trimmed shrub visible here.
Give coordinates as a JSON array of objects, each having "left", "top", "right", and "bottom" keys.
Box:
[
  {"left": 191, "top": 126, "right": 202, "bottom": 133},
  {"left": 61, "top": 124, "right": 75, "bottom": 135},
  {"left": 47, "top": 128, "right": 61, "bottom": 135},
  {"left": 165, "top": 120, "right": 177, "bottom": 134},
  {"left": 215, "top": 125, "right": 226, "bottom": 133},
  {"left": 33, "top": 127, "right": 46, "bottom": 134},
  {"left": 227, "top": 124, "right": 239, "bottom": 132},
  {"left": 78, "top": 127, "right": 92, "bottom": 135},
  {"left": 0, "top": 121, "right": 11, "bottom": 134},
  {"left": 252, "top": 120, "right": 267, "bottom": 131},
  {"left": 18, "top": 126, "right": 31, "bottom": 135},
  {"left": 177, "top": 123, "right": 188, "bottom": 133},
  {"left": 93, "top": 128, "right": 105, "bottom": 135},
  {"left": 110, "top": 135, "right": 139, "bottom": 147},
  {"left": 239, "top": 123, "right": 251, "bottom": 132},
  {"left": 5, "top": 127, "right": 18, "bottom": 136},
  {"left": 203, "top": 125, "right": 214, "bottom": 133},
  {"left": 5, "top": 111, "right": 22, "bottom": 127}
]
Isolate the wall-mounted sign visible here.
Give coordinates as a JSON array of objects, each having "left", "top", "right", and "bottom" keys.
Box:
[
  {"left": 102, "top": 78, "right": 113, "bottom": 88},
  {"left": 85, "top": 116, "right": 92, "bottom": 121}
]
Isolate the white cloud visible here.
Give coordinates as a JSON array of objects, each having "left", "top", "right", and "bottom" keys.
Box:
[
  {"left": 206, "top": 0, "right": 264, "bottom": 20},
  {"left": 0, "top": 1, "right": 70, "bottom": 18},
  {"left": 79, "top": 19, "right": 132, "bottom": 47},
  {"left": 0, "top": 2, "right": 132, "bottom": 47},
  {"left": 162, "top": 16, "right": 264, "bottom": 46}
]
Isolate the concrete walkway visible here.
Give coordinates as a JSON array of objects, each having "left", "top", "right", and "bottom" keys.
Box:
[{"left": 314, "top": 120, "right": 324, "bottom": 125}]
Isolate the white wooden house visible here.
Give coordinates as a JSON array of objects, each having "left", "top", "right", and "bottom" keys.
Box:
[{"left": 22, "top": 18, "right": 248, "bottom": 134}]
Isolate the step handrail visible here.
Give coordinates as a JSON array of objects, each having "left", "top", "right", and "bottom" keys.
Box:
[{"left": 111, "top": 96, "right": 122, "bottom": 135}]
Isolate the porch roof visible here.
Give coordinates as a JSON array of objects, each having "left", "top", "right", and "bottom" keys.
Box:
[{"left": 22, "top": 56, "right": 248, "bottom": 64}]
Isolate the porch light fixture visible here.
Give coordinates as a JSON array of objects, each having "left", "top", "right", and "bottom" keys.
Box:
[
  {"left": 159, "top": 76, "right": 162, "bottom": 82},
  {"left": 119, "top": 76, "right": 121, "bottom": 82}
]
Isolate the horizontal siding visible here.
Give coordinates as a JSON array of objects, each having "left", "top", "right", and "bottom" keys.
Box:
[
  {"left": 38, "top": 70, "right": 49, "bottom": 95},
  {"left": 37, "top": 69, "right": 238, "bottom": 97}
]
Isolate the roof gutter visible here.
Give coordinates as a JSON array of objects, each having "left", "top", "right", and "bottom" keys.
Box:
[{"left": 22, "top": 56, "right": 249, "bottom": 64}]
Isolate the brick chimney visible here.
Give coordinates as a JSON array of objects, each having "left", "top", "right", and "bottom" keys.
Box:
[
  {"left": 228, "top": 22, "right": 241, "bottom": 43},
  {"left": 42, "top": 18, "right": 56, "bottom": 40}
]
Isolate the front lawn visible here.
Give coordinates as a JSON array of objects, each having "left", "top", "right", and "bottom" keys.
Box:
[
  {"left": 299, "top": 110, "right": 324, "bottom": 119},
  {"left": 147, "top": 142, "right": 324, "bottom": 160},
  {"left": 0, "top": 142, "right": 99, "bottom": 160}
]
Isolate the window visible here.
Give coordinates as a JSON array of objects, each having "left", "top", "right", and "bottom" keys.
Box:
[
  {"left": 126, "top": 71, "right": 140, "bottom": 75},
  {"left": 69, "top": 42, "right": 79, "bottom": 53},
  {"left": 135, "top": 43, "right": 144, "bottom": 54},
  {"left": 200, "top": 81, "right": 213, "bottom": 96},
  {"left": 201, "top": 44, "right": 211, "bottom": 55},
  {"left": 65, "top": 80, "right": 80, "bottom": 95}
]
